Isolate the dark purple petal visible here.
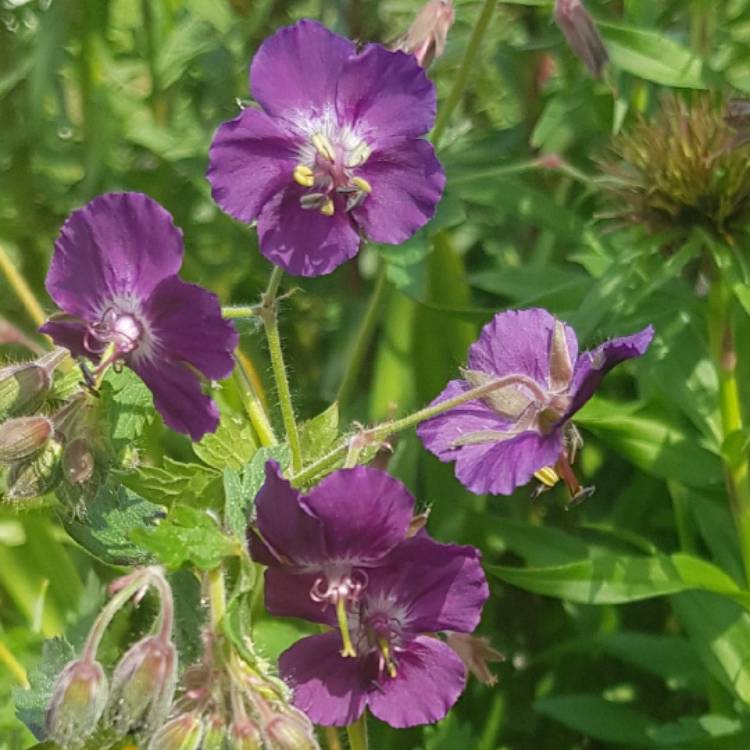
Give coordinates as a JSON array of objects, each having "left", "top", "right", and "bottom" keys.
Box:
[
  {"left": 336, "top": 45, "right": 436, "bottom": 141},
  {"left": 369, "top": 536, "right": 488, "bottom": 634},
  {"left": 132, "top": 358, "right": 219, "bottom": 441},
  {"left": 367, "top": 636, "right": 466, "bottom": 728},
  {"left": 251, "top": 462, "right": 327, "bottom": 566},
  {"left": 38, "top": 318, "right": 89, "bottom": 359},
  {"left": 207, "top": 108, "right": 301, "bottom": 225},
  {"left": 279, "top": 632, "right": 368, "bottom": 727},
  {"left": 141, "top": 276, "right": 238, "bottom": 381},
  {"left": 257, "top": 186, "right": 360, "bottom": 276},
  {"left": 351, "top": 139, "right": 444, "bottom": 245},
  {"left": 566, "top": 325, "right": 654, "bottom": 417},
  {"left": 304, "top": 467, "right": 414, "bottom": 563},
  {"left": 45, "top": 193, "right": 183, "bottom": 321},
  {"left": 250, "top": 20, "right": 355, "bottom": 122},
  {"left": 468, "top": 308, "right": 578, "bottom": 387},
  {"left": 264, "top": 568, "right": 337, "bottom": 626}
]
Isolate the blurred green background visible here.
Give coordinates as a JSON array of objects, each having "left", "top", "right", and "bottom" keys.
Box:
[{"left": 5, "top": 0, "right": 750, "bottom": 748}]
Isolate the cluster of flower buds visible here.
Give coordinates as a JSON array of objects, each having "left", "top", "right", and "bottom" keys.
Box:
[
  {"left": 46, "top": 567, "right": 178, "bottom": 749},
  {"left": 147, "top": 623, "right": 320, "bottom": 750}
]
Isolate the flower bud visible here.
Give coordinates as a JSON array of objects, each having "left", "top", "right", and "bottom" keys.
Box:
[
  {"left": 45, "top": 658, "right": 108, "bottom": 748},
  {"left": 392, "top": 0, "right": 455, "bottom": 68},
  {"left": 554, "top": 0, "right": 609, "bottom": 79},
  {"left": 0, "top": 416, "right": 54, "bottom": 464},
  {"left": 0, "top": 365, "right": 48, "bottom": 420},
  {"left": 148, "top": 712, "right": 204, "bottom": 750},
  {"left": 6, "top": 438, "right": 63, "bottom": 501},
  {"left": 229, "top": 718, "right": 263, "bottom": 750},
  {"left": 201, "top": 714, "right": 228, "bottom": 750},
  {"left": 62, "top": 437, "right": 95, "bottom": 484},
  {"left": 107, "top": 635, "right": 177, "bottom": 737},
  {"left": 263, "top": 708, "right": 319, "bottom": 750},
  {"left": 445, "top": 632, "right": 505, "bottom": 686}
]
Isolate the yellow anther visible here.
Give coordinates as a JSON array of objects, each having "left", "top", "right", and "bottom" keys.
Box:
[
  {"left": 311, "top": 133, "right": 336, "bottom": 162},
  {"left": 319, "top": 199, "right": 335, "bottom": 217},
  {"left": 293, "top": 164, "right": 315, "bottom": 188},
  {"left": 534, "top": 466, "right": 560, "bottom": 488},
  {"left": 351, "top": 176, "right": 372, "bottom": 194},
  {"left": 378, "top": 638, "right": 397, "bottom": 678},
  {"left": 336, "top": 599, "right": 357, "bottom": 658}
]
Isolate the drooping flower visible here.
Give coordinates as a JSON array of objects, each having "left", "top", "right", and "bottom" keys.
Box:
[
  {"left": 392, "top": 0, "right": 456, "bottom": 68},
  {"left": 248, "top": 461, "right": 416, "bottom": 656},
  {"left": 278, "top": 535, "right": 488, "bottom": 728},
  {"left": 40, "top": 193, "right": 239, "bottom": 441},
  {"left": 554, "top": 0, "right": 609, "bottom": 79},
  {"left": 207, "top": 19, "right": 445, "bottom": 277},
  {"left": 416, "top": 308, "right": 653, "bottom": 497}
]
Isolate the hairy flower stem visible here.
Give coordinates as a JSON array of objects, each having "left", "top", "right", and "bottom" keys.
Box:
[
  {"left": 291, "top": 372, "right": 538, "bottom": 486},
  {"left": 234, "top": 355, "right": 277, "bottom": 448},
  {"left": 346, "top": 713, "right": 369, "bottom": 750},
  {"left": 223, "top": 305, "right": 260, "bottom": 319},
  {"left": 708, "top": 277, "right": 750, "bottom": 586},
  {"left": 260, "top": 267, "right": 303, "bottom": 473},
  {"left": 431, "top": 0, "right": 497, "bottom": 146},
  {"left": 0, "top": 242, "right": 47, "bottom": 328},
  {"left": 206, "top": 566, "right": 227, "bottom": 630},
  {"left": 336, "top": 268, "right": 388, "bottom": 412}
]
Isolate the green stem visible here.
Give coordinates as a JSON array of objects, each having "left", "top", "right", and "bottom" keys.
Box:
[
  {"left": 336, "top": 269, "right": 388, "bottom": 411},
  {"left": 431, "top": 0, "right": 497, "bottom": 146},
  {"left": 0, "top": 242, "right": 47, "bottom": 328},
  {"left": 223, "top": 305, "right": 259, "bottom": 319},
  {"left": 234, "top": 357, "right": 277, "bottom": 448},
  {"left": 667, "top": 481, "right": 697, "bottom": 555},
  {"left": 291, "top": 371, "right": 537, "bottom": 486},
  {"left": 206, "top": 566, "right": 227, "bottom": 631},
  {"left": 0, "top": 640, "right": 28, "bottom": 689},
  {"left": 708, "top": 277, "right": 750, "bottom": 585},
  {"left": 261, "top": 267, "right": 303, "bottom": 473},
  {"left": 346, "top": 713, "right": 368, "bottom": 750}
]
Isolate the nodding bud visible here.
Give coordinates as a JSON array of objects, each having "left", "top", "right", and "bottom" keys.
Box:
[
  {"left": 392, "top": 0, "right": 455, "bottom": 68},
  {"left": 6, "top": 438, "right": 63, "bottom": 501},
  {"left": 229, "top": 718, "right": 263, "bottom": 750},
  {"left": 107, "top": 635, "right": 177, "bottom": 737},
  {"left": 0, "top": 366, "right": 48, "bottom": 421},
  {"left": 45, "top": 658, "right": 108, "bottom": 749},
  {"left": 0, "top": 416, "right": 54, "bottom": 464},
  {"left": 201, "top": 714, "right": 228, "bottom": 750},
  {"left": 263, "top": 708, "right": 320, "bottom": 750},
  {"left": 554, "top": 0, "right": 609, "bottom": 79},
  {"left": 147, "top": 712, "right": 204, "bottom": 750},
  {"left": 445, "top": 632, "right": 505, "bottom": 687},
  {"left": 62, "top": 437, "right": 95, "bottom": 484}
]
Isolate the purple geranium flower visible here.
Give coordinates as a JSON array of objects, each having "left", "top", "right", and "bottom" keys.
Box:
[
  {"left": 207, "top": 19, "right": 445, "bottom": 277},
  {"left": 248, "top": 461, "right": 415, "bottom": 652},
  {"left": 278, "top": 535, "right": 488, "bottom": 727},
  {"left": 40, "top": 193, "right": 239, "bottom": 441},
  {"left": 417, "top": 308, "right": 654, "bottom": 497}
]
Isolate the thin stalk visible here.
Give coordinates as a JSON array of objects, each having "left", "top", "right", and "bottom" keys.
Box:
[
  {"left": 261, "top": 267, "right": 303, "bottom": 472},
  {"left": 234, "top": 357, "right": 277, "bottom": 447},
  {"left": 0, "top": 242, "right": 47, "bottom": 328},
  {"left": 667, "top": 481, "right": 697, "bottom": 555},
  {"left": 206, "top": 566, "right": 227, "bottom": 630},
  {"left": 324, "top": 727, "right": 344, "bottom": 750},
  {"left": 0, "top": 640, "right": 29, "bottom": 689},
  {"left": 431, "top": 0, "right": 497, "bottom": 146},
  {"left": 707, "top": 277, "right": 750, "bottom": 586},
  {"left": 336, "top": 269, "right": 388, "bottom": 411},
  {"left": 291, "top": 371, "right": 538, "bottom": 486},
  {"left": 223, "top": 305, "right": 259, "bottom": 319},
  {"left": 346, "top": 713, "right": 368, "bottom": 750}
]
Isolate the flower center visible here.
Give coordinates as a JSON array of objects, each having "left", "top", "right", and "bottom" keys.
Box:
[
  {"left": 85, "top": 306, "right": 144, "bottom": 358},
  {"left": 293, "top": 127, "right": 373, "bottom": 218}
]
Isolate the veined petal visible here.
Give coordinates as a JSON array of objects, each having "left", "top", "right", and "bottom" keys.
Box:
[
  {"left": 264, "top": 568, "right": 337, "bottom": 626},
  {"left": 38, "top": 318, "right": 89, "bottom": 359},
  {"left": 207, "top": 107, "right": 300, "bottom": 224},
  {"left": 251, "top": 461, "right": 327, "bottom": 566},
  {"left": 351, "top": 139, "right": 445, "bottom": 245},
  {"left": 251, "top": 20, "right": 355, "bottom": 122},
  {"left": 45, "top": 193, "right": 183, "bottom": 321},
  {"left": 566, "top": 325, "right": 654, "bottom": 417},
  {"left": 278, "top": 632, "right": 368, "bottom": 727},
  {"left": 133, "top": 358, "right": 219, "bottom": 441},
  {"left": 367, "top": 636, "right": 466, "bottom": 728},
  {"left": 257, "top": 186, "right": 360, "bottom": 277},
  {"left": 304, "top": 467, "right": 415, "bottom": 563},
  {"left": 336, "top": 45, "right": 437, "bottom": 141},
  {"left": 468, "top": 309, "right": 578, "bottom": 388},
  {"left": 141, "top": 276, "right": 238, "bottom": 381}
]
